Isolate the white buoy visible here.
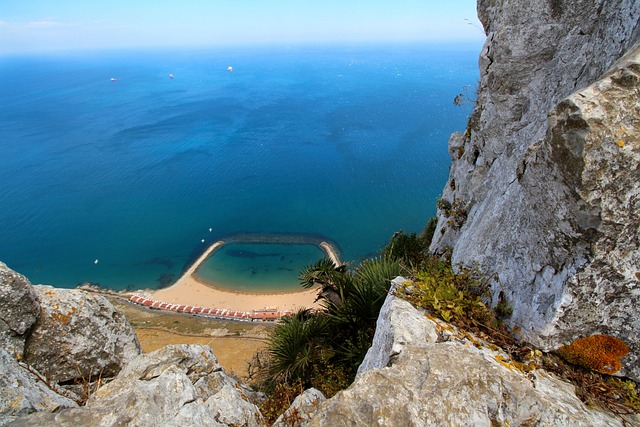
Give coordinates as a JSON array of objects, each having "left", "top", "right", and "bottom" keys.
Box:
[
  {"left": 209, "top": 228, "right": 212, "bottom": 232},
  {"left": 201, "top": 239, "right": 205, "bottom": 243},
  {"left": 227, "top": 66, "right": 233, "bottom": 72},
  {"left": 94, "top": 259, "right": 99, "bottom": 264},
  {"left": 169, "top": 73, "right": 174, "bottom": 79}
]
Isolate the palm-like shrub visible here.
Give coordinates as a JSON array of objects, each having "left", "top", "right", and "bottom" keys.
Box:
[
  {"left": 267, "top": 309, "right": 331, "bottom": 383},
  {"left": 326, "top": 257, "right": 402, "bottom": 325},
  {"left": 267, "top": 256, "right": 403, "bottom": 389},
  {"left": 381, "top": 229, "right": 432, "bottom": 267}
]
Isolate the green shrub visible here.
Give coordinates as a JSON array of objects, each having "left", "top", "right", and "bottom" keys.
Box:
[
  {"left": 397, "top": 258, "right": 490, "bottom": 325},
  {"left": 267, "top": 309, "right": 331, "bottom": 383},
  {"left": 258, "top": 256, "right": 403, "bottom": 407},
  {"left": 381, "top": 228, "right": 432, "bottom": 266}
]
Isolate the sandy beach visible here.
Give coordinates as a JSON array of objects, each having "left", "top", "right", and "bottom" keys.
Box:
[
  {"left": 151, "top": 275, "right": 321, "bottom": 312},
  {"left": 149, "top": 239, "right": 339, "bottom": 313}
]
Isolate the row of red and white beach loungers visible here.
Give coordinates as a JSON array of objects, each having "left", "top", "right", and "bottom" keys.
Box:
[{"left": 128, "top": 294, "right": 293, "bottom": 322}]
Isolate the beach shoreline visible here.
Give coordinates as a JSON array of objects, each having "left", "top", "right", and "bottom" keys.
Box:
[
  {"left": 151, "top": 275, "right": 321, "bottom": 312},
  {"left": 149, "top": 237, "right": 340, "bottom": 313}
]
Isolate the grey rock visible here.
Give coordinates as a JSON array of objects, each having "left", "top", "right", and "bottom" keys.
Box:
[
  {"left": 273, "top": 388, "right": 325, "bottom": 427},
  {"left": 23, "top": 285, "right": 141, "bottom": 385},
  {"left": 10, "top": 345, "right": 264, "bottom": 427},
  {"left": 308, "top": 294, "right": 631, "bottom": 427},
  {"left": 0, "top": 348, "right": 77, "bottom": 426},
  {"left": 431, "top": 0, "right": 640, "bottom": 378},
  {"left": 0, "top": 263, "right": 39, "bottom": 359},
  {"left": 357, "top": 277, "right": 439, "bottom": 375}
]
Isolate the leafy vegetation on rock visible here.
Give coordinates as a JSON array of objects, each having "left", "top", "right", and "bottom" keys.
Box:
[
  {"left": 250, "top": 256, "right": 402, "bottom": 423},
  {"left": 394, "top": 253, "right": 639, "bottom": 417}
]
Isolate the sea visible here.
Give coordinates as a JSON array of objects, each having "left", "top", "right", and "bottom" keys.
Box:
[{"left": 0, "top": 43, "right": 479, "bottom": 292}]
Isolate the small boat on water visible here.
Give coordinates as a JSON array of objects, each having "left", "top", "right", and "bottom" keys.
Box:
[
  {"left": 227, "top": 66, "right": 233, "bottom": 72},
  {"left": 169, "top": 73, "right": 174, "bottom": 79},
  {"left": 110, "top": 77, "right": 117, "bottom": 82}
]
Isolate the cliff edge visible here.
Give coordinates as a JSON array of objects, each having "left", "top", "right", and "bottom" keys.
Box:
[{"left": 432, "top": 0, "right": 640, "bottom": 379}]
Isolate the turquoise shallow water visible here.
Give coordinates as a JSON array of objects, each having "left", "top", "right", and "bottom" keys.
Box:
[
  {"left": 195, "top": 242, "right": 326, "bottom": 293},
  {"left": 0, "top": 43, "right": 479, "bottom": 291}
]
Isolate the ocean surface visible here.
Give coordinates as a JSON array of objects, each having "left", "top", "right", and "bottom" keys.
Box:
[{"left": 0, "top": 43, "right": 478, "bottom": 292}]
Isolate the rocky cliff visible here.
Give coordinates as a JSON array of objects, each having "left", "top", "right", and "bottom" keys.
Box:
[
  {"left": 3, "top": 263, "right": 638, "bottom": 426},
  {"left": 432, "top": 0, "right": 640, "bottom": 379},
  {"left": 0, "top": 262, "right": 264, "bottom": 426},
  {"left": 307, "top": 280, "right": 638, "bottom": 426},
  {"left": 3, "top": 1, "right": 640, "bottom": 425}
]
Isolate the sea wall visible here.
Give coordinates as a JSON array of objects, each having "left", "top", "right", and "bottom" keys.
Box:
[{"left": 431, "top": 0, "right": 640, "bottom": 379}]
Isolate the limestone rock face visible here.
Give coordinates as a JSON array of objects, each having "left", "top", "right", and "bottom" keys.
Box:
[
  {"left": 0, "top": 262, "right": 39, "bottom": 359},
  {"left": 273, "top": 388, "right": 326, "bottom": 427},
  {"left": 308, "top": 293, "right": 632, "bottom": 427},
  {"left": 431, "top": 0, "right": 640, "bottom": 378},
  {"left": 0, "top": 348, "right": 77, "bottom": 426},
  {"left": 11, "top": 345, "right": 264, "bottom": 427},
  {"left": 23, "top": 285, "right": 141, "bottom": 385},
  {"left": 357, "top": 277, "right": 438, "bottom": 375}
]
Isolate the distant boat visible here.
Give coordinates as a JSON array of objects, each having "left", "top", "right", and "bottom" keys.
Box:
[
  {"left": 169, "top": 73, "right": 174, "bottom": 79},
  {"left": 94, "top": 259, "right": 99, "bottom": 264},
  {"left": 110, "top": 77, "right": 117, "bottom": 82},
  {"left": 227, "top": 66, "right": 233, "bottom": 72}
]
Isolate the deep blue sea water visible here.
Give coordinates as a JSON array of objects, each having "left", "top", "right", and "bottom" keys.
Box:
[{"left": 0, "top": 43, "right": 478, "bottom": 292}]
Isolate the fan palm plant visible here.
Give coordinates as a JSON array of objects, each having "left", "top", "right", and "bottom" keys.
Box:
[
  {"left": 267, "top": 309, "right": 332, "bottom": 383},
  {"left": 267, "top": 256, "right": 403, "bottom": 387},
  {"left": 299, "top": 257, "right": 349, "bottom": 307}
]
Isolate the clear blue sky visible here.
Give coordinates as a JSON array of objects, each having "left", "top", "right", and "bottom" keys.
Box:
[{"left": 0, "top": 1, "right": 483, "bottom": 53}]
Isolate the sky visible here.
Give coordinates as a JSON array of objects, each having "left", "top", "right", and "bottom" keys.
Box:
[{"left": 0, "top": 1, "right": 484, "bottom": 54}]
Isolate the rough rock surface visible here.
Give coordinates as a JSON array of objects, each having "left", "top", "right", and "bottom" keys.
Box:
[
  {"left": 431, "top": 0, "right": 640, "bottom": 378},
  {"left": 0, "top": 263, "right": 39, "bottom": 359},
  {"left": 11, "top": 345, "right": 264, "bottom": 427},
  {"left": 273, "top": 388, "right": 325, "bottom": 427},
  {"left": 308, "top": 292, "right": 634, "bottom": 426},
  {"left": 23, "top": 285, "right": 141, "bottom": 385},
  {"left": 357, "top": 276, "right": 438, "bottom": 375},
  {"left": 0, "top": 348, "right": 77, "bottom": 426}
]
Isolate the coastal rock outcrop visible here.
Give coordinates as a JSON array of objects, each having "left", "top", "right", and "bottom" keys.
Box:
[
  {"left": 23, "top": 285, "right": 141, "bottom": 387},
  {"left": 308, "top": 292, "right": 634, "bottom": 426},
  {"left": 432, "top": 0, "right": 640, "bottom": 378},
  {"left": 273, "top": 388, "right": 325, "bottom": 427},
  {"left": 11, "top": 345, "right": 264, "bottom": 427},
  {"left": 356, "top": 276, "right": 439, "bottom": 375},
  {"left": 0, "top": 262, "right": 141, "bottom": 424},
  {"left": 0, "top": 348, "right": 78, "bottom": 426},
  {"left": 0, "top": 262, "right": 39, "bottom": 360}
]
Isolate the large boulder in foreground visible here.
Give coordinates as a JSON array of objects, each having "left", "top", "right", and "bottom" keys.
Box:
[
  {"left": 0, "top": 262, "right": 142, "bottom": 424},
  {"left": 0, "top": 262, "right": 39, "bottom": 359},
  {"left": 23, "top": 285, "right": 141, "bottom": 385},
  {"left": 307, "top": 290, "right": 637, "bottom": 426},
  {"left": 0, "top": 348, "right": 77, "bottom": 426},
  {"left": 12, "top": 345, "right": 264, "bottom": 427}
]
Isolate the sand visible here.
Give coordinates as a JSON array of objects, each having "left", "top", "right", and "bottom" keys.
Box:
[
  {"left": 135, "top": 328, "right": 266, "bottom": 376},
  {"left": 149, "top": 239, "right": 338, "bottom": 312},
  {"left": 151, "top": 275, "right": 321, "bottom": 312}
]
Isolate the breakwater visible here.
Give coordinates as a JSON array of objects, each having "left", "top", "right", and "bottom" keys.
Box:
[{"left": 175, "top": 233, "right": 342, "bottom": 288}]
